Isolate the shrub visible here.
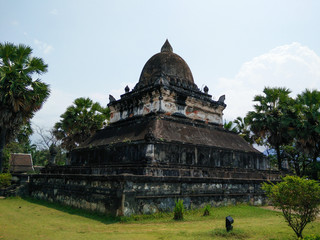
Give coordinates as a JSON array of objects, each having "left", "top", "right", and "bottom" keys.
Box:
[
  {"left": 203, "top": 204, "right": 211, "bottom": 216},
  {"left": 173, "top": 199, "right": 184, "bottom": 220},
  {"left": 0, "top": 173, "right": 12, "bottom": 188},
  {"left": 262, "top": 175, "right": 320, "bottom": 238}
]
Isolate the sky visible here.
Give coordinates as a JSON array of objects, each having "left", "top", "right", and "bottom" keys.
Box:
[{"left": 1, "top": 0, "right": 320, "bottom": 141}]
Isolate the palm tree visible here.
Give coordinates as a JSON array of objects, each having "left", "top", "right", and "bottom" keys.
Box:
[
  {"left": 295, "top": 89, "right": 320, "bottom": 179},
  {"left": 53, "top": 97, "right": 110, "bottom": 152},
  {"left": 0, "top": 42, "right": 49, "bottom": 172},
  {"left": 246, "top": 87, "right": 295, "bottom": 170},
  {"left": 233, "top": 116, "right": 254, "bottom": 145},
  {"left": 223, "top": 120, "right": 238, "bottom": 133}
]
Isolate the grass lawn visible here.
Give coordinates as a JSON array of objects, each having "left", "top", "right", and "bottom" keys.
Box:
[{"left": 0, "top": 197, "right": 319, "bottom": 240}]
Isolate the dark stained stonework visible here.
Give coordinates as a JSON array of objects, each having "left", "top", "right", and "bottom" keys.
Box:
[
  {"left": 135, "top": 40, "right": 197, "bottom": 91},
  {"left": 66, "top": 115, "right": 265, "bottom": 177},
  {"left": 29, "top": 40, "right": 280, "bottom": 216},
  {"left": 79, "top": 115, "right": 257, "bottom": 153},
  {"left": 30, "top": 173, "right": 279, "bottom": 216}
]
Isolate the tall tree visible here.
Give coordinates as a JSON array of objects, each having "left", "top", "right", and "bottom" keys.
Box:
[
  {"left": 53, "top": 97, "right": 110, "bottom": 152},
  {"left": 0, "top": 42, "right": 49, "bottom": 172},
  {"left": 295, "top": 89, "right": 320, "bottom": 179},
  {"left": 246, "top": 87, "right": 295, "bottom": 170}
]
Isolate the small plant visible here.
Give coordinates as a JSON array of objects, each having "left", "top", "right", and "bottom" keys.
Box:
[
  {"left": 203, "top": 204, "right": 211, "bottom": 216},
  {"left": 173, "top": 199, "right": 184, "bottom": 220},
  {"left": 262, "top": 175, "right": 320, "bottom": 238},
  {"left": 0, "top": 173, "right": 12, "bottom": 188}
]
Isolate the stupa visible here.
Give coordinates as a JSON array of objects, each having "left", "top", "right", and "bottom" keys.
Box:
[{"left": 31, "top": 40, "right": 279, "bottom": 216}]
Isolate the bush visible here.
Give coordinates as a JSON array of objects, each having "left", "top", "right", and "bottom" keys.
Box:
[
  {"left": 203, "top": 204, "right": 211, "bottom": 216},
  {"left": 173, "top": 199, "right": 184, "bottom": 220},
  {"left": 262, "top": 175, "right": 320, "bottom": 238},
  {"left": 0, "top": 173, "right": 12, "bottom": 188}
]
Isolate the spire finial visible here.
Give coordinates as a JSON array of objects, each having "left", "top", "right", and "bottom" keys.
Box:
[{"left": 161, "top": 39, "right": 173, "bottom": 53}]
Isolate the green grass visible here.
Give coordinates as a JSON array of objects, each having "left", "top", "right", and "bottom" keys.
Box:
[{"left": 0, "top": 197, "right": 319, "bottom": 240}]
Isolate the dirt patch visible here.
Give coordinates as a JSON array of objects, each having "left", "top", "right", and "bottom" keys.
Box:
[
  {"left": 260, "top": 206, "right": 320, "bottom": 217},
  {"left": 260, "top": 206, "right": 282, "bottom": 212}
]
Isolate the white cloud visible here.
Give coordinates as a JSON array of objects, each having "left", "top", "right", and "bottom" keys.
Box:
[
  {"left": 11, "top": 20, "right": 19, "bottom": 26},
  {"left": 30, "top": 84, "right": 136, "bottom": 143},
  {"left": 210, "top": 42, "right": 320, "bottom": 122},
  {"left": 50, "top": 9, "right": 59, "bottom": 15},
  {"left": 34, "top": 39, "right": 54, "bottom": 54},
  {"left": 89, "top": 92, "right": 109, "bottom": 106},
  {"left": 31, "top": 88, "right": 76, "bottom": 130},
  {"left": 31, "top": 83, "right": 135, "bottom": 131}
]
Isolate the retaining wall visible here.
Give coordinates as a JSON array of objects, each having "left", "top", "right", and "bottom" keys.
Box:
[{"left": 29, "top": 173, "right": 277, "bottom": 216}]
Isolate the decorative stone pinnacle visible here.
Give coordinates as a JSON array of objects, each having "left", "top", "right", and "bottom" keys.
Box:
[
  {"left": 204, "top": 85, "right": 209, "bottom": 94},
  {"left": 161, "top": 39, "right": 173, "bottom": 53}
]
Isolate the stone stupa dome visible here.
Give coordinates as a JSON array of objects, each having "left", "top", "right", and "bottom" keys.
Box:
[{"left": 135, "top": 40, "right": 196, "bottom": 90}]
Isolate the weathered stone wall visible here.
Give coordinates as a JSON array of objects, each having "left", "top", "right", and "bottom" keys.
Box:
[
  {"left": 29, "top": 174, "right": 277, "bottom": 216},
  {"left": 30, "top": 174, "right": 123, "bottom": 215},
  {"left": 71, "top": 141, "right": 268, "bottom": 174},
  {"left": 109, "top": 86, "right": 225, "bottom": 125}
]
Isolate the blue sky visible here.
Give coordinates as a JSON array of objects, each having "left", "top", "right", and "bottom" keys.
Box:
[{"left": 1, "top": 0, "right": 320, "bottom": 140}]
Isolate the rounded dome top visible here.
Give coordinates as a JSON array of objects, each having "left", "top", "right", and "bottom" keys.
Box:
[{"left": 136, "top": 40, "right": 195, "bottom": 89}]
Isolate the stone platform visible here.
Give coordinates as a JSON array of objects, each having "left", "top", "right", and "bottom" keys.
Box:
[{"left": 29, "top": 170, "right": 279, "bottom": 216}]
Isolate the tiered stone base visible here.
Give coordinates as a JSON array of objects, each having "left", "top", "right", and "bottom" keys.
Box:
[{"left": 29, "top": 171, "right": 279, "bottom": 216}]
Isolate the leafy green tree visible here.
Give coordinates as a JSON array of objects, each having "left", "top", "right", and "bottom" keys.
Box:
[
  {"left": 246, "top": 87, "right": 295, "bottom": 170},
  {"left": 295, "top": 89, "right": 320, "bottom": 179},
  {"left": 262, "top": 175, "right": 320, "bottom": 238},
  {"left": 33, "top": 126, "right": 66, "bottom": 165},
  {"left": 281, "top": 144, "right": 311, "bottom": 177},
  {"left": 31, "top": 147, "right": 66, "bottom": 166},
  {"left": 53, "top": 97, "right": 110, "bottom": 152},
  {"left": 2, "top": 123, "right": 36, "bottom": 172},
  {"left": 0, "top": 42, "right": 49, "bottom": 172}
]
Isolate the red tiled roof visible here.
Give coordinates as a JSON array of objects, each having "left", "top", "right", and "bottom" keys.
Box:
[{"left": 9, "top": 154, "right": 34, "bottom": 173}]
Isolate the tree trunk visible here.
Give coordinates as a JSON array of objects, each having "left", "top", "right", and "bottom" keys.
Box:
[
  {"left": 275, "top": 145, "right": 282, "bottom": 170},
  {"left": 294, "top": 161, "right": 301, "bottom": 177},
  {"left": 0, "top": 127, "right": 7, "bottom": 173},
  {"left": 297, "top": 231, "right": 303, "bottom": 239},
  {"left": 302, "top": 158, "right": 307, "bottom": 177},
  {"left": 312, "top": 153, "right": 318, "bottom": 180}
]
